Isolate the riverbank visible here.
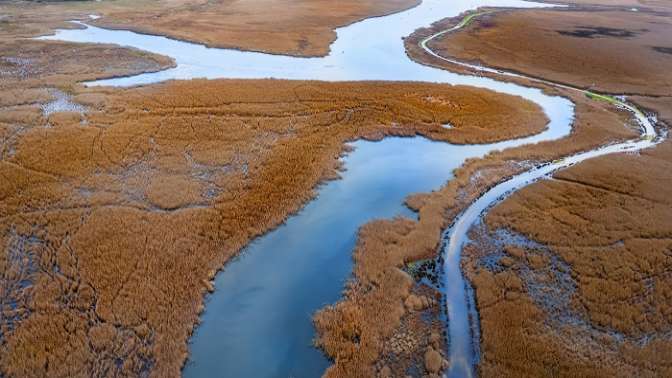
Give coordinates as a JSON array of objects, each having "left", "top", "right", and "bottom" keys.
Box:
[
  {"left": 466, "top": 138, "right": 672, "bottom": 377},
  {"left": 2, "top": 0, "right": 419, "bottom": 57},
  {"left": 400, "top": 3, "right": 671, "bottom": 377},
  {"left": 314, "top": 3, "right": 671, "bottom": 376},
  {"left": 313, "top": 85, "right": 640, "bottom": 376},
  {"left": 0, "top": 59, "right": 549, "bottom": 377}
]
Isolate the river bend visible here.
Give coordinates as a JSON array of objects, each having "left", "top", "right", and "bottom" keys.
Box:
[{"left": 37, "top": 0, "right": 660, "bottom": 377}]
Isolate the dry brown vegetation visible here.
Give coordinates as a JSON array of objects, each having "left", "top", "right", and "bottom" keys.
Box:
[
  {"left": 2, "top": 0, "right": 418, "bottom": 56},
  {"left": 0, "top": 40, "right": 174, "bottom": 88},
  {"left": 463, "top": 139, "right": 672, "bottom": 377},
  {"left": 312, "top": 4, "right": 672, "bottom": 375},
  {"left": 313, "top": 86, "right": 641, "bottom": 377},
  {"left": 90, "top": 0, "right": 420, "bottom": 56},
  {"left": 0, "top": 38, "right": 173, "bottom": 163},
  {"left": 399, "top": 4, "right": 672, "bottom": 377},
  {"left": 0, "top": 32, "right": 552, "bottom": 376},
  {"left": 548, "top": 0, "right": 671, "bottom": 7},
  {"left": 5, "top": 1, "right": 669, "bottom": 376},
  {"left": 426, "top": 7, "right": 672, "bottom": 96}
]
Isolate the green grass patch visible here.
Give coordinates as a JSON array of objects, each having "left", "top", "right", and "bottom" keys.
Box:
[
  {"left": 458, "top": 11, "right": 492, "bottom": 29},
  {"left": 585, "top": 91, "right": 621, "bottom": 105}
]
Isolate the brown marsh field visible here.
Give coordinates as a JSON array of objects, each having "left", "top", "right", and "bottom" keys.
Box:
[
  {"left": 466, "top": 139, "right": 672, "bottom": 377},
  {"left": 394, "top": 1, "right": 672, "bottom": 377},
  {"left": 0, "top": 29, "right": 549, "bottom": 375},
  {"left": 2, "top": 0, "right": 672, "bottom": 377},
  {"left": 2, "top": 0, "right": 419, "bottom": 56},
  {"left": 426, "top": 6, "right": 672, "bottom": 96}
]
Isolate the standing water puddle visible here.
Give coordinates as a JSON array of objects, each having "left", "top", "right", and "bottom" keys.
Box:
[{"left": 40, "top": 0, "right": 580, "bottom": 376}]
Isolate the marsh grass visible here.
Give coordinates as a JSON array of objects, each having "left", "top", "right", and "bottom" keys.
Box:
[
  {"left": 312, "top": 87, "right": 641, "bottom": 377},
  {"left": 0, "top": 43, "right": 549, "bottom": 377},
  {"left": 465, "top": 140, "right": 672, "bottom": 377}
]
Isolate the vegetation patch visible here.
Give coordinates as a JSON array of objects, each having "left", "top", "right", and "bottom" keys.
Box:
[
  {"left": 557, "top": 26, "right": 642, "bottom": 39},
  {"left": 468, "top": 140, "right": 672, "bottom": 377},
  {"left": 404, "top": 258, "right": 440, "bottom": 288},
  {"left": 0, "top": 34, "right": 551, "bottom": 376}
]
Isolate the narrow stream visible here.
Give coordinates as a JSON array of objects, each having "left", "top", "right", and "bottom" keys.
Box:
[
  {"left": 420, "top": 12, "right": 660, "bottom": 378},
  {"left": 36, "top": 0, "right": 646, "bottom": 377}
]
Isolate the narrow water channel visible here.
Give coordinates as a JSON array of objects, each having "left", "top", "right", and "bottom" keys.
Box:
[
  {"left": 418, "top": 11, "right": 659, "bottom": 378},
  {"left": 440, "top": 109, "right": 657, "bottom": 378},
  {"left": 184, "top": 137, "right": 475, "bottom": 377},
  {"left": 39, "top": 0, "right": 584, "bottom": 376}
]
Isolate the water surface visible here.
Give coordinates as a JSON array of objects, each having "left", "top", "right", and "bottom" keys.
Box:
[
  {"left": 40, "top": 1, "right": 577, "bottom": 376},
  {"left": 185, "top": 137, "right": 484, "bottom": 377}
]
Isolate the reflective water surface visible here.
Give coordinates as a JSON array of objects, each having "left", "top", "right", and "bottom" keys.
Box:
[
  {"left": 40, "top": 1, "right": 580, "bottom": 377},
  {"left": 185, "top": 137, "right": 486, "bottom": 377}
]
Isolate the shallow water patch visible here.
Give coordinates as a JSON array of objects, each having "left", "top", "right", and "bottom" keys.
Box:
[{"left": 41, "top": 89, "right": 86, "bottom": 116}]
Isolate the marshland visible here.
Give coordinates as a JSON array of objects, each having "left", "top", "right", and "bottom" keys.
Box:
[{"left": 1, "top": 0, "right": 671, "bottom": 377}]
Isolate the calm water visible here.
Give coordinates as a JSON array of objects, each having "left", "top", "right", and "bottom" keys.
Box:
[
  {"left": 40, "top": 1, "right": 579, "bottom": 376},
  {"left": 185, "top": 137, "right": 478, "bottom": 377},
  {"left": 440, "top": 105, "right": 656, "bottom": 377}
]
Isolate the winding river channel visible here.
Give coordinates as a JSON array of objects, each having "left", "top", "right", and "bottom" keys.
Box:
[{"left": 40, "top": 0, "right": 660, "bottom": 377}]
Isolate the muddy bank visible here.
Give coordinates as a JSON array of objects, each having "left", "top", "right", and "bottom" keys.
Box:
[{"left": 631, "top": 96, "right": 672, "bottom": 126}]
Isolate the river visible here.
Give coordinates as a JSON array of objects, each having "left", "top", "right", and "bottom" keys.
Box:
[{"left": 38, "top": 0, "right": 659, "bottom": 377}]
